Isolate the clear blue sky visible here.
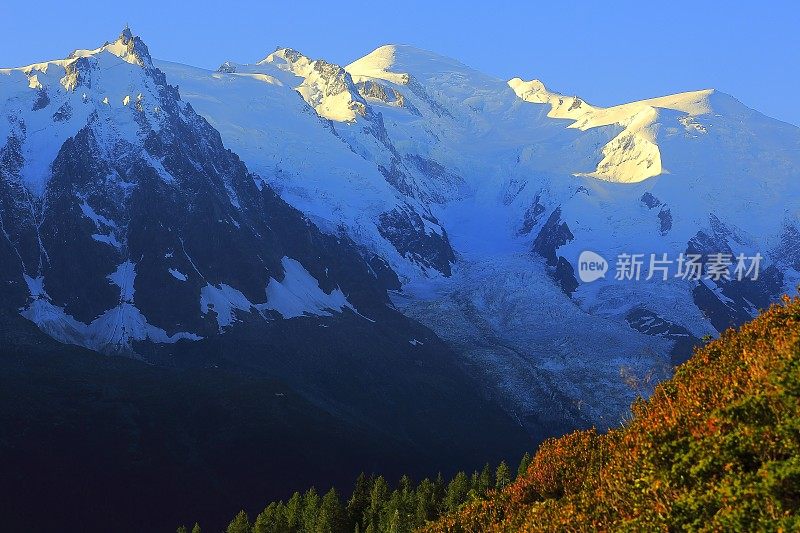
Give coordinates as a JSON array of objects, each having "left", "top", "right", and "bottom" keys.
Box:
[{"left": 2, "top": 0, "right": 798, "bottom": 126}]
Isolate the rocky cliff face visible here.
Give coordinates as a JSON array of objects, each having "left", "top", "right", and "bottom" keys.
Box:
[{"left": 1, "top": 30, "right": 404, "bottom": 354}]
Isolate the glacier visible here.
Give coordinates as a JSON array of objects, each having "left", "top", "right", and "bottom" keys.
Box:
[{"left": 157, "top": 43, "right": 799, "bottom": 428}]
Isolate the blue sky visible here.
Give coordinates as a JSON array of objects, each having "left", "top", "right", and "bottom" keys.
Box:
[{"left": 2, "top": 0, "right": 798, "bottom": 125}]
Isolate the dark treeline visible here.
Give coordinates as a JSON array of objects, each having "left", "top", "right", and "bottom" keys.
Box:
[{"left": 179, "top": 452, "right": 533, "bottom": 533}]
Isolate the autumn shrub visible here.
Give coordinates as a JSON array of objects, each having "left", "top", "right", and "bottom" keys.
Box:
[{"left": 424, "top": 295, "right": 800, "bottom": 532}]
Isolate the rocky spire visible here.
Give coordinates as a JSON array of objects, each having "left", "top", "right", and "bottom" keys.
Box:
[{"left": 116, "top": 25, "right": 153, "bottom": 67}]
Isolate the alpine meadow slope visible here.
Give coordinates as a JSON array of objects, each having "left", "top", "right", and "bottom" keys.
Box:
[{"left": 425, "top": 295, "right": 800, "bottom": 532}]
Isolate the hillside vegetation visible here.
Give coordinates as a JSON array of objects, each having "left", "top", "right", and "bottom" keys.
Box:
[
  {"left": 202, "top": 297, "right": 800, "bottom": 533},
  {"left": 203, "top": 295, "right": 800, "bottom": 532},
  {"left": 427, "top": 295, "right": 800, "bottom": 532}
]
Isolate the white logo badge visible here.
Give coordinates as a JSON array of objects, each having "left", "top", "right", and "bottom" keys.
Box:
[{"left": 578, "top": 250, "right": 608, "bottom": 283}]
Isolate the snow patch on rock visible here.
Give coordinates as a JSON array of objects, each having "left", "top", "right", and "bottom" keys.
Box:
[
  {"left": 20, "top": 263, "right": 201, "bottom": 354},
  {"left": 168, "top": 268, "right": 187, "bottom": 281},
  {"left": 200, "top": 283, "right": 254, "bottom": 329},
  {"left": 199, "top": 257, "right": 357, "bottom": 329},
  {"left": 261, "top": 257, "right": 354, "bottom": 319}
]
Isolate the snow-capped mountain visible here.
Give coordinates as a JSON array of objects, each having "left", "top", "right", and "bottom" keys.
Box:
[
  {"left": 0, "top": 31, "right": 529, "bottom": 463},
  {"left": 2, "top": 31, "right": 798, "bottom": 437},
  {"left": 0, "top": 29, "right": 391, "bottom": 352},
  {"left": 159, "top": 43, "right": 800, "bottom": 431}
]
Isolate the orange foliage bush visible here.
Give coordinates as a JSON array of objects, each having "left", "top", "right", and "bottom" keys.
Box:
[{"left": 422, "top": 295, "right": 800, "bottom": 532}]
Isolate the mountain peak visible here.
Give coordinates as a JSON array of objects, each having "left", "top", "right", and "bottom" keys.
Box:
[
  {"left": 58, "top": 27, "right": 153, "bottom": 69},
  {"left": 120, "top": 25, "right": 134, "bottom": 41},
  {"left": 112, "top": 26, "right": 153, "bottom": 66},
  {"left": 244, "top": 47, "right": 366, "bottom": 123},
  {"left": 508, "top": 77, "right": 552, "bottom": 103},
  {"left": 345, "top": 45, "right": 410, "bottom": 85},
  {"left": 257, "top": 47, "right": 309, "bottom": 69},
  {"left": 347, "top": 44, "right": 470, "bottom": 86}
]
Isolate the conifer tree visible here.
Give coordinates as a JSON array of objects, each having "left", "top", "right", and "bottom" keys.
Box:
[
  {"left": 317, "top": 488, "right": 344, "bottom": 533},
  {"left": 495, "top": 461, "right": 511, "bottom": 489},
  {"left": 414, "top": 478, "right": 436, "bottom": 525},
  {"left": 273, "top": 502, "right": 289, "bottom": 533},
  {"left": 253, "top": 503, "right": 271, "bottom": 533},
  {"left": 213, "top": 459, "right": 546, "bottom": 533},
  {"left": 444, "top": 472, "right": 469, "bottom": 512},
  {"left": 517, "top": 452, "right": 532, "bottom": 478},
  {"left": 395, "top": 476, "right": 415, "bottom": 531},
  {"left": 384, "top": 490, "right": 402, "bottom": 532},
  {"left": 346, "top": 473, "right": 370, "bottom": 531},
  {"left": 387, "top": 508, "right": 403, "bottom": 533},
  {"left": 253, "top": 501, "right": 289, "bottom": 533},
  {"left": 433, "top": 473, "right": 446, "bottom": 513},
  {"left": 301, "top": 488, "right": 320, "bottom": 532},
  {"left": 364, "top": 476, "right": 388, "bottom": 531},
  {"left": 226, "top": 510, "right": 251, "bottom": 533},
  {"left": 478, "top": 463, "right": 493, "bottom": 495},
  {"left": 469, "top": 470, "right": 480, "bottom": 498},
  {"left": 286, "top": 492, "right": 303, "bottom": 532},
  {"left": 397, "top": 475, "right": 412, "bottom": 496}
]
